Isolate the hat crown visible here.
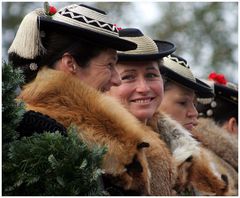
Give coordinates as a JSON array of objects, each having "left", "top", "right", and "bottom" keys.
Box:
[
  {"left": 163, "top": 55, "right": 195, "bottom": 82},
  {"left": 53, "top": 4, "right": 119, "bottom": 36},
  {"left": 118, "top": 28, "right": 159, "bottom": 55},
  {"left": 117, "top": 28, "right": 175, "bottom": 61},
  {"left": 58, "top": 4, "right": 107, "bottom": 22},
  {"left": 119, "top": 28, "right": 144, "bottom": 37},
  {"left": 198, "top": 78, "right": 238, "bottom": 105}
]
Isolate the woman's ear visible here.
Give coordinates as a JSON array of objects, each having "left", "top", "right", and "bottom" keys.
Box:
[
  {"left": 56, "top": 53, "right": 77, "bottom": 74},
  {"left": 225, "top": 117, "right": 238, "bottom": 135}
]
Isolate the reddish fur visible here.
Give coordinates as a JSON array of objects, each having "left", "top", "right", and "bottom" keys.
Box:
[
  {"left": 178, "top": 147, "right": 235, "bottom": 195},
  {"left": 18, "top": 67, "right": 174, "bottom": 195},
  {"left": 19, "top": 67, "right": 151, "bottom": 194}
]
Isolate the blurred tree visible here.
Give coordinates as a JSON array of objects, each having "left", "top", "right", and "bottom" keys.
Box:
[
  {"left": 149, "top": 2, "right": 238, "bottom": 83},
  {"left": 2, "top": 2, "right": 237, "bottom": 83}
]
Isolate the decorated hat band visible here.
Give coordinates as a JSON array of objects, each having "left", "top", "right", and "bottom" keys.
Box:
[
  {"left": 53, "top": 4, "right": 119, "bottom": 37},
  {"left": 163, "top": 55, "right": 196, "bottom": 82}
]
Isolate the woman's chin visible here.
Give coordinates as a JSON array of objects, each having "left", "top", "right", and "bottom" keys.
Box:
[{"left": 134, "top": 112, "right": 153, "bottom": 123}]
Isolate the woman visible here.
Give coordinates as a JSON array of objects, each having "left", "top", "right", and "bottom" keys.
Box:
[
  {"left": 194, "top": 72, "right": 238, "bottom": 170},
  {"left": 108, "top": 30, "right": 237, "bottom": 195},
  {"left": 108, "top": 28, "right": 177, "bottom": 195},
  {"left": 8, "top": 3, "right": 154, "bottom": 195},
  {"left": 158, "top": 55, "right": 213, "bottom": 131},
  {"left": 157, "top": 55, "right": 238, "bottom": 195}
]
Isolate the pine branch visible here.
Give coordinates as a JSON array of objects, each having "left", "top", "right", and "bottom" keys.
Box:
[{"left": 4, "top": 127, "right": 107, "bottom": 195}]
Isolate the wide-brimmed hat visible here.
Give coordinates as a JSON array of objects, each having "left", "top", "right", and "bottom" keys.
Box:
[
  {"left": 8, "top": 3, "right": 137, "bottom": 61},
  {"left": 117, "top": 28, "right": 176, "bottom": 61},
  {"left": 160, "top": 54, "right": 214, "bottom": 98}
]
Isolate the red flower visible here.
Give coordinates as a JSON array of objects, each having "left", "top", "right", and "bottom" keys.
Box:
[
  {"left": 49, "top": 6, "right": 57, "bottom": 16},
  {"left": 208, "top": 72, "right": 227, "bottom": 85}
]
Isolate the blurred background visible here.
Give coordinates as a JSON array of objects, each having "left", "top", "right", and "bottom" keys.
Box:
[{"left": 2, "top": 2, "right": 238, "bottom": 83}]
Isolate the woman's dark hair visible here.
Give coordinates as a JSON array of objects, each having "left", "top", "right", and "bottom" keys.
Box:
[
  {"left": 197, "top": 98, "right": 238, "bottom": 126},
  {"left": 9, "top": 31, "right": 108, "bottom": 84}
]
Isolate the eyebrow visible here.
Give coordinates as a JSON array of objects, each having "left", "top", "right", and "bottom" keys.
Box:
[
  {"left": 119, "top": 69, "right": 136, "bottom": 74},
  {"left": 146, "top": 66, "right": 158, "bottom": 71}
]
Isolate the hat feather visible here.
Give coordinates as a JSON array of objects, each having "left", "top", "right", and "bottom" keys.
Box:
[{"left": 8, "top": 8, "right": 47, "bottom": 59}]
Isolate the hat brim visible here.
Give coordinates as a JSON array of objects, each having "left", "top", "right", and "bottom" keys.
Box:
[
  {"left": 39, "top": 17, "right": 137, "bottom": 51},
  {"left": 214, "top": 83, "right": 238, "bottom": 104},
  {"left": 160, "top": 66, "right": 214, "bottom": 98},
  {"left": 118, "top": 40, "right": 176, "bottom": 61}
]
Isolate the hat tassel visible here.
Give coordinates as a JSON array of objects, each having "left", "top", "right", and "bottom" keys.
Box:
[{"left": 8, "top": 8, "right": 47, "bottom": 59}]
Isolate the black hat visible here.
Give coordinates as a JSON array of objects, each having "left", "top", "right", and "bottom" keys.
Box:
[
  {"left": 8, "top": 3, "right": 137, "bottom": 61},
  {"left": 160, "top": 54, "right": 214, "bottom": 98},
  {"left": 214, "top": 84, "right": 238, "bottom": 105},
  {"left": 117, "top": 28, "right": 176, "bottom": 61},
  {"left": 197, "top": 74, "right": 238, "bottom": 107},
  {"left": 197, "top": 77, "right": 238, "bottom": 118}
]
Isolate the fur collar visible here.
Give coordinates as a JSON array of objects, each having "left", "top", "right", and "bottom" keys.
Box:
[
  {"left": 192, "top": 118, "right": 238, "bottom": 171},
  {"left": 19, "top": 67, "right": 153, "bottom": 194},
  {"left": 148, "top": 111, "right": 200, "bottom": 167}
]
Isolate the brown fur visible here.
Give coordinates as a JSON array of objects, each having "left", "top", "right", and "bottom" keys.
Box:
[
  {"left": 198, "top": 147, "right": 238, "bottom": 195},
  {"left": 142, "top": 130, "right": 175, "bottom": 195},
  {"left": 187, "top": 146, "right": 236, "bottom": 195},
  {"left": 193, "top": 118, "right": 238, "bottom": 170},
  {"left": 18, "top": 67, "right": 173, "bottom": 195},
  {"left": 148, "top": 111, "right": 238, "bottom": 195}
]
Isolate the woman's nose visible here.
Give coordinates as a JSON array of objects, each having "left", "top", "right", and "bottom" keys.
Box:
[
  {"left": 187, "top": 105, "right": 198, "bottom": 118},
  {"left": 111, "top": 67, "right": 121, "bottom": 86},
  {"left": 136, "top": 79, "right": 150, "bottom": 93}
]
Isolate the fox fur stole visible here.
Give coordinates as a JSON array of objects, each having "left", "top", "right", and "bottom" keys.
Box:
[{"left": 18, "top": 67, "right": 173, "bottom": 195}]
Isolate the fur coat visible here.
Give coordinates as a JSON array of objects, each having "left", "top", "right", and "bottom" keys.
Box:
[
  {"left": 148, "top": 112, "right": 238, "bottom": 195},
  {"left": 193, "top": 117, "right": 238, "bottom": 171},
  {"left": 18, "top": 67, "right": 173, "bottom": 195}
]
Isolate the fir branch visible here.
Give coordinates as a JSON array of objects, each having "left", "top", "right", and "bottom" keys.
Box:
[
  {"left": 4, "top": 127, "right": 107, "bottom": 195},
  {"left": 2, "top": 61, "right": 25, "bottom": 143}
]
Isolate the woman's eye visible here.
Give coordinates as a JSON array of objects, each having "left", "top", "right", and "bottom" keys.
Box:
[
  {"left": 146, "top": 73, "right": 160, "bottom": 78},
  {"left": 121, "top": 75, "right": 134, "bottom": 81},
  {"left": 178, "top": 101, "right": 187, "bottom": 106}
]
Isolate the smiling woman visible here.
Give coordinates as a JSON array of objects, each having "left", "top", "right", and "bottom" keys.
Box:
[
  {"left": 109, "top": 61, "right": 163, "bottom": 123},
  {"left": 107, "top": 28, "right": 177, "bottom": 195},
  {"left": 108, "top": 28, "right": 176, "bottom": 124}
]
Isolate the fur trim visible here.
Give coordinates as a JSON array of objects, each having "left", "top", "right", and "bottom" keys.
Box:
[
  {"left": 148, "top": 112, "right": 200, "bottom": 166},
  {"left": 147, "top": 112, "right": 238, "bottom": 195},
  {"left": 18, "top": 67, "right": 174, "bottom": 195},
  {"left": 189, "top": 147, "right": 238, "bottom": 195},
  {"left": 193, "top": 118, "right": 238, "bottom": 170},
  {"left": 141, "top": 130, "right": 175, "bottom": 195}
]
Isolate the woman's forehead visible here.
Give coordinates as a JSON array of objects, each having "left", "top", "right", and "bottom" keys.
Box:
[
  {"left": 116, "top": 61, "right": 159, "bottom": 70},
  {"left": 168, "top": 82, "right": 196, "bottom": 96}
]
